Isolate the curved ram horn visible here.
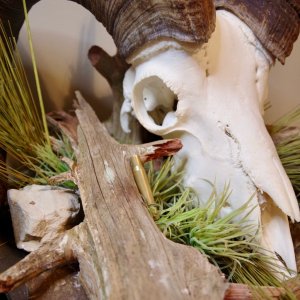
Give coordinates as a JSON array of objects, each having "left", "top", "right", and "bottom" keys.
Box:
[
  {"left": 214, "top": 0, "right": 300, "bottom": 64},
  {"left": 0, "top": 0, "right": 215, "bottom": 59},
  {"left": 2, "top": 1, "right": 299, "bottom": 63},
  {"left": 77, "top": 0, "right": 216, "bottom": 59}
]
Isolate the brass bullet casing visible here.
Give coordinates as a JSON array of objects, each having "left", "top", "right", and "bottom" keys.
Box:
[{"left": 130, "top": 155, "right": 155, "bottom": 206}]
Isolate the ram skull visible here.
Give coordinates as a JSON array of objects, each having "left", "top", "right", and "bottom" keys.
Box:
[{"left": 120, "top": 5, "right": 300, "bottom": 276}]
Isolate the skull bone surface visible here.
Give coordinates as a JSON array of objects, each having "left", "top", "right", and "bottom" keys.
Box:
[{"left": 121, "top": 10, "right": 300, "bottom": 274}]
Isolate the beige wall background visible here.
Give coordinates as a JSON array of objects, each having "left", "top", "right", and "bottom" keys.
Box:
[
  {"left": 18, "top": 0, "right": 300, "bottom": 124},
  {"left": 18, "top": 0, "right": 116, "bottom": 121},
  {"left": 266, "top": 38, "right": 300, "bottom": 124}
]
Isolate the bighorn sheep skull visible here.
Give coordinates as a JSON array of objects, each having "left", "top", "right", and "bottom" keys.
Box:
[{"left": 120, "top": 3, "right": 300, "bottom": 276}]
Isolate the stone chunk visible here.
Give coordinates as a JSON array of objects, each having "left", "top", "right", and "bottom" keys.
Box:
[{"left": 8, "top": 185, "right": 80, "bottom": 252}]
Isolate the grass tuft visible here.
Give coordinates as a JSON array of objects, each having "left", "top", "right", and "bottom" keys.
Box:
[
  {"left": 270, "top": 107, "right": 300, "bottom": 199},
  {"left": 146, "top": 158, "right": 296, "bottom": 298},
  {"left": 0, "top": 3, "right": 75, "bottom": 188}
]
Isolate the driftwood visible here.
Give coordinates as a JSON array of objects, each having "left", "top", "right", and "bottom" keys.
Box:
[
  {"left": 0, "top": 93, "right": 228, "bottom": 299},
  {"left": 0, "top": 95, "right": 299, "bottom": 300},
  {"left": 1, "top": 94, "right": 299, "bottom": 299}
]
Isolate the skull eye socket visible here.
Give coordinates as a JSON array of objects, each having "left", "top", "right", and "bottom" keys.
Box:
[{"left": 134, "top": 76, "right": 178, "bottom": 131}]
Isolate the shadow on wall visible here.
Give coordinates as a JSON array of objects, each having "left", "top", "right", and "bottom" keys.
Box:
[{"left": 17, "top": 0, "right": 116, "bottom": 121}]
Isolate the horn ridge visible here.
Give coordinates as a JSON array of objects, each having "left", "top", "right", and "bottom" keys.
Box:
[
  {"left": 0, "top": 0, "right": 215, "bottom": 59},
  {"left": 114, "top": 0, "right": 216, "bottom": 59},
  {"left": 75, "top": 0, "right": 215, "bottom": 59}
]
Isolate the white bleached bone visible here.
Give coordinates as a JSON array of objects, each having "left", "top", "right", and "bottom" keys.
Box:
[{"left": 121, "top": 10, "right": 300, "bottom": 275}]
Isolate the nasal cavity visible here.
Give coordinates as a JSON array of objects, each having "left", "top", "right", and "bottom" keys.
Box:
[{"left": 142, "top": 76, "right": 178, "bottom": 127}]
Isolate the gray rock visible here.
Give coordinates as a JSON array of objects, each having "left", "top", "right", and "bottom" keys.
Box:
[{"left": 8, "top": 185, "right": 80, "bottom": 252}]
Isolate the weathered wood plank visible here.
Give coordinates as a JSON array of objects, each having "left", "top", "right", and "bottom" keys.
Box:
[
  {"left": 1, "top": 92, "right": 299, "bottom": 300},
  {"left": 74, "top": 92, "right": 228, "bottom": 299}
]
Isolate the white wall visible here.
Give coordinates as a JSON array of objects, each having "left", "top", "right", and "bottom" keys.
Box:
[
  {"left": 265, "top": 39, "right": 300, "bottom": 124},
  {"left": 18, "top": 0, "right": 116, "bottom": 121},
  {"left": 18, "top": 0, "right": 300, "bottom": 123}
]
